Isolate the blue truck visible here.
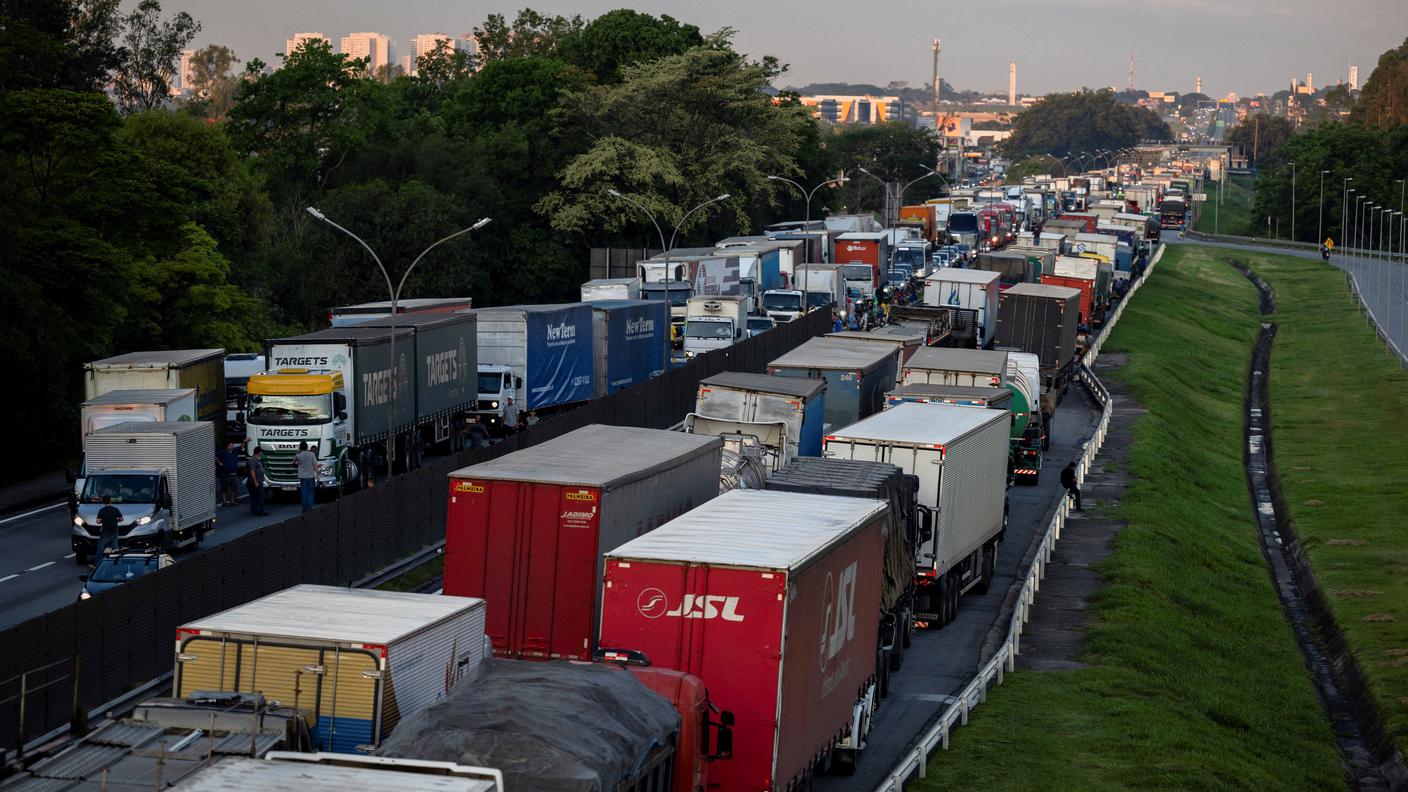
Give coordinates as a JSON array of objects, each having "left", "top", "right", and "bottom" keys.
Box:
[
  {"left": 685, "top": 371, "right": 827, "bottom": 471},
  {"left": 766, "top": 337, "right": 900, "bottom": 432},
  {"left": 589, "top": 299, "right": 672, "bottom": 397},
  {"left": 472, "top": 304, "right": 595, "bottom": 428}
]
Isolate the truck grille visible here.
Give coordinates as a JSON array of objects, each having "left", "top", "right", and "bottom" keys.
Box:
[{"left": 261, "top": 449, "right": 300, "bottom": 483}]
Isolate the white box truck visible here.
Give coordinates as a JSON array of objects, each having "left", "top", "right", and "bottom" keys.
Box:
[
  {"left": 75, "top": 388, "right": 198, "bottom": 501},
  {"left": 922, "top": 268, "right": 1001, "bottom": 348},
  {"left": 84, "top": 349, "right": 226, "bottom": 439},
  {"left": 823, "top": 401, "right": 1009, "bottom": 628},
  {"left": 683, "top": 295, "right": 749, "bottom": 358},
  {"left": 580, "top": 277, "right": 641, "bottom": 302},
  {"left": 71, "top": 421, "right": 216, "bottom": 564},
  {"left": 175, "top": 585, "right": 490, "bottom": 753}
]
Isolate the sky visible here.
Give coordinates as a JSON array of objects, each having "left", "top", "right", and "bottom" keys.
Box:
[{"left": 168, "top": 0, "right": 1408, "bottom": 98}]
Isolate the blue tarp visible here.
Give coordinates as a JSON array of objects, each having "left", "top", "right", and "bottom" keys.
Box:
[{"left": 525, "top": 305, "right": 595, "bottom": 410}]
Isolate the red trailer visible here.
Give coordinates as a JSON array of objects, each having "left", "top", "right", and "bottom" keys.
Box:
[
  {"left": 444, "top": 424, "right": 722, "bottom": 660},
  {"left": 1056, "top": 212, "right": 1098, "bottom": 233},
  {"left": 835, "top": 232, "right": 888, "bottom": 287},
  {"left": 600, "top": 489, "right": 889, "bottom": 789}
]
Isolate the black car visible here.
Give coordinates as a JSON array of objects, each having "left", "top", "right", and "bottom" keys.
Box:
[{"left": 79, "top": 549, "right": 173, "bottom": 600}]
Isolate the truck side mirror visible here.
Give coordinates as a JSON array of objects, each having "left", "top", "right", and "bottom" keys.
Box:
[
  {"left": 514, "top": 377, "right": 523, "bottom": 390},
  {"left": 161, "top": 493, "right": 173, "bottom": 510},
  {"left": 918, "top": 507, "right": 934, "bottom": 543},
  {"left": 336, "top": 411, "right": 348, "bottom": 421}
]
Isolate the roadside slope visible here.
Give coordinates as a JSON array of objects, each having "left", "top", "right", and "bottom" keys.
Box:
[{"left": 913, "top": 244, "right": 1343, "bottom": 790}]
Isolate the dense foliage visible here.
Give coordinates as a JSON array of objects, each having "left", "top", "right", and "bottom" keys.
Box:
[
  {"left": 1001, "top": 89, "right": 1172, "bottom": 158},
  {"left": 1353, "top": 36, "right": 1408, "bottom": 129},
  {"left": 1224, "top": 113, "right": 1295, "bottom": 166}
]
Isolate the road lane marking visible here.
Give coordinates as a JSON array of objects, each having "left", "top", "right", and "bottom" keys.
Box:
[
  {"left": 0, "top": 574, "right": 17, "bottom": 583},
  {"left": 27, "top": 561, "right": 55, "bottom": 572},
  {"left": 63, "top": 553, "right": 75, "bottom": 559},
  {"left": 0, "top": 501, "right": 66, "bottom": 526}
]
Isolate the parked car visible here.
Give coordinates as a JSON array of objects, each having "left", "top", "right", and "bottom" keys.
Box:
[
  {"left": 79, "top": 548, "right": 173, "bottom": 600},
  {"left": 746, "top": 316, "right": 776, "bottom": 337}
]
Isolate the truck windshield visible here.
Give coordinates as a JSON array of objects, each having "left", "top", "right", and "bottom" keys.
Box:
[
  {"left": 894, "top": 248, "right": 924, "bottom": 267},
  {"left": 477, "top": 373, "right": 505, "bottom": 395},
  {"left": 685, "top": 321, "right": 734, "bottom": 339},
  {"left": 642, "top": 287, "right": 690, "bottom": 307},
  {"left": 248, "top": 394, "right": 331, "bottom": 424},
  {"left": 806, "top": 292, "right": 834, "bottom": 309},
  {"left": 949, "top": 213, "right": 979, "bottom": 233},
  {"left": 762, "top": 292, "right": 802, "bottom": 312},
  {"left": 83, "top": 474, "right": 158, "bottom": 505},
  {"left": 840, "top": 265, "right": 873, "bottom": 282}
]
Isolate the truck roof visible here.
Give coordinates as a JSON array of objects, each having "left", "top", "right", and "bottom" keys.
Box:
[
  {"left": 923, "top": 268, "right": 1000, "bottom": 285},
  {"left": 182, "top": 584, "right": 485, "bottom": 646},
  {"left": 267, "top": 326, "right": 410, "bottom": 345},
  {"left": 89, "top": 421, "right": 212, "bottom": 436},
  {"left": 700, "top": 371, "right": 825, "bottom": 399},
  {"left": 330, "top": 297, "right": 473, "bottom": 314},
  {"left": 826, "top": 400, "right": 1007, "bottom": 447},
  {"left": 449, "top": 425, "right": 720, "bottom": 488},
  {"left": 606, "top": 489, "right": 887, "bottom": 570},
  {"left": 470, "top": 303, "right": 585, "bottom": 315},
  {"left": 82, "top": 388, "right": 194, "bottom": 406},
  {"left": 827, "top": 329, "right": 924, "bottom": 346},
  {"left": 888, "top": 383, "right": 1012, "bottom": 402},
  {"left": 835, "top": 232, "right": 888, "bottom": 241},
  {"left": 1074, "top": 232, "right": 1118, "bottom": 244},
  {"left": 764, "top": 458, "right": 906, "bottom": 500},
  {"left": 350, "top": 311, "right": 476, "bottom": 330},
  {"left": 1002, "top": 282, "right": 1081, "bottom": 299},
  {"left": 582, "top": 277, "right": 640, "bottom": 287},
  {"left": 176, "top": 757, "right": 499, "bottom": 792},
  {"left": 906, "top": 347, "right": 1008, "bottom": 375},
  {"left": 768, "top": 337, "right": 898, "bottom": 373},
  {"left": 86, "top": 349, "right": 222, "bottom": 368}
]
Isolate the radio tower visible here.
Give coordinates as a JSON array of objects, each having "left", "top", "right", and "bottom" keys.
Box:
[
  {"left": 1128, "top": 51, "right": 1135, "bottom": 92},
  {"left": 931, "top": 38, "right": 942, "bottom": 110}
]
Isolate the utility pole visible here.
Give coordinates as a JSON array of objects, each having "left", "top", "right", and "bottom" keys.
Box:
[
  {"left": 931, "top": 39, "right": 942, "bottom": 111},
  {"left": 1128, "top": 51, "right": 1135, "bottom": 93}
]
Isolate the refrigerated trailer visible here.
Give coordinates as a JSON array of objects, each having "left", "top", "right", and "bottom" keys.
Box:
[
  {"left": 443, "top": 425, "right": 722, "bottom": 661},
  {"left": 600, "top": 489, "right": 889, "bottom": 788},
  {"left": 686, "top": 371, "right": 827, "bottom": 470},
  {"left": 823, "top": 402, "right": 1009, "bottom": 628},
  {"left": 84, "top": 349, "right": 225, "bottom": 440},
  {"left": 767, "top": 337, "right": 899, "bottom": 432}
]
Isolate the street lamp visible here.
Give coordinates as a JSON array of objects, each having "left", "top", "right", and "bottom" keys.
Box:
[
  {"left": 607, "top": 189, "right": 731, "bottom": 327},
  {"left": 768, "top": 175, "right": 847, "bottom": 292},
  {"left": 1288, "top": 161, "right": 1296, "bottom": 243},
  {"left": 305, "top": 207, "right": 490, "bottom": 477},
  {"left": 1343, "top": 182, "right": 1355, "bottom": 256},
  {"left": 858, "top": 165, "right": 940, "bottom": 279},
  {"left": 1317, "top": 170, "right": 1330, "bottom": 249}
]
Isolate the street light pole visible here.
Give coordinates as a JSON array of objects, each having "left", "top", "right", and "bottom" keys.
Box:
[
  {"left": 607, "top": 189, "right": 730, "bottom": 329},
  {"left": 858, "top": 166, "right": 939, "bottom": 282},
  {"left": 1289, "top": 161, "right": 1296, "bottom": 243},
  {"left": 1317, "top": 170, "right": 1329, "bottom": 248},
  {"left": 306, "top": 208, "right": 490, "bottom": 478},
  {"left": 768, "top": 175, "right": 848, "bottom": 297}
]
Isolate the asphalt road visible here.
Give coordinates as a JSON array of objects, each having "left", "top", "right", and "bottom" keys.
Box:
[
  {"left": 817, "top": 380, "right": 1102, "bottom": 790},
  {"left": 0, "top": 492, "right": 302, "bottom": 629}
]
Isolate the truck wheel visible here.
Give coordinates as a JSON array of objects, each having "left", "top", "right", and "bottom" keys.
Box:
[
  {"left": 974, "top": 543, "right": 996, "bottom": 595},
  {"left": 342, "top": 456, "right": 361, "bottom": 496},
  {"left": 830, "top": 748, "right": 859, "bottom": 776}
]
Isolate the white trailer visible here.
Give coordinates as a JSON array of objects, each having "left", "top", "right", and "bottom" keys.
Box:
[
  {"left": 921, "top": 268, "right": 1001, "bottom": 348},
  {"left": 823, "top": 401, "right": 1009, "bottom": 627},
  {"left": 581, "top": 277, "right": 641, "bottom": 302}
]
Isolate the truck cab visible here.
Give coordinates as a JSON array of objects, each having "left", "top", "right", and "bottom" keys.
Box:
[
  {"left": 840, "top": 263, "right": 876, "bottom": 300},
  {"left": 641, "top": 281, "right": 693, "bottom": 343},
  {"left": 73, "top": 469, "right": 176, "bottom": 562},
  {"left": 683, "top": 295, "right": 748, "bottom": 359},
  {"left": 474, "top": 364, "right": 520, "bottom": 431},
  {"left": 761, "top": 289, "right": 804, "bottom": 323},
  {"left": 244, "top": 370, "right": 354, "bottom": 492}
]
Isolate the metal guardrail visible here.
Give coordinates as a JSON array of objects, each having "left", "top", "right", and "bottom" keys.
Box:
[{"left": 872, "top": 243, "right": 1166, "bottom": 791}]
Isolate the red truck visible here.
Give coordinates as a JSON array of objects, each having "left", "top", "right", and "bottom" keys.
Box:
[
  {"left": 1055, "top": 212, "right": 1099, "bottom": 233},
  {"left": 600, "top": 489, "right": 889, "bottom": 789},
  {"left": 834, "top": 232, "right": 888, "bottom": 287},
  {"left": 443, "top": 424, "right": 722, "bottom": 660}
]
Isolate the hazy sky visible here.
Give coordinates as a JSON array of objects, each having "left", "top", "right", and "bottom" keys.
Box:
[{"left": 170, "top": 0, "right": 1408, "bottom": 97}]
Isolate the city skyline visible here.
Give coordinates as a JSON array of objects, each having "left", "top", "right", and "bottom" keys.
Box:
[{"left": 170, "top": 0, "right": 1407, "bottom": 98}]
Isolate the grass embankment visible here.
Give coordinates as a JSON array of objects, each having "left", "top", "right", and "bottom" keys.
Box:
[
  {"left": 1193, "top": 174, "right": 1256, "bottom": 236},
  {"left": 1255, "top": 252, "right": 1408, "bottom": 756},
  {"left": 914, "top": 244, "right": 1343, "bottom": 791}
]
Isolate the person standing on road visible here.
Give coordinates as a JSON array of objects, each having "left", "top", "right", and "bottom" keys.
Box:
[
  {"left": 1060, "top": 461, "right": 1082, "bottom": 511},
  {"left": 94, "top": 494, "right": 122, "bottom": 565},
  {"left": 246, "top": 447, "right": 269, "bottom": 516},
  {"left": 294, "top": 441, "right": 317, "bottom": 512},
  {"left": 502, "top": 396, "right": 519, "bottom": 435},
  {"left": 216, "top": 441, "right": 239, "bottom": 506}
]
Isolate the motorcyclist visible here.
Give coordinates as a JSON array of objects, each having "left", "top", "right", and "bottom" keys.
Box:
[{"left": 1320, "top": 243, "right": 1330, "bottom": 261}]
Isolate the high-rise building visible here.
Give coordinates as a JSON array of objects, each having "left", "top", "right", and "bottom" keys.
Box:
[
  {"left": 341, "top": 31, "right": 391, "bottom": 74},
  {"left": 1349, "top": 64, "right": 1359, "bottom": 91},
  {"left": 399, "top": 55, "right": 414, "bottom": 76},
  {"left": 405, "top": 32, "right": 454, "bottom": 76},
  {"left": 1306, "top": 72, "right": 1314, "bottom": 92},
  {"left": 285, "top": 32, "right": 330, "bottom": 56},
  {"left": 1009, "top": 62, "right": 1017, "bottom": 105},
  {"left": 1195, "top": 75, "right": 1202, "bottom": 95},
  {"left": 172, "top": 48, "right": 197, "bottom": 95}
]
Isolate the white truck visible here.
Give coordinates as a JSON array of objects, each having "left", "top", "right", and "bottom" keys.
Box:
[
  {"left": 71, "top": 421, "right": 216, "bottom": 564},
  {"left": 797, "top": 263, "right": 844, "bottom": 313},
  {"left": 683, "top": 295, "right": 750, "bottom": 359},
  {"left": 84, "top": 349, "right": 225, "bottom": 440},
  {"left": 761, "top": 288, "right": 805, "bottom": 323},
  {"left": 74, "top": 388, "right": 197, "bottom": 502},
  {"left": 580, "top": 277, "right": 641, "bottom": 302},
  {"left": 922, "top": 268, "right": 1001, "bottom": 348},
  {"left": 823, "top": 401, "right": 1009, "bottom": 628}
]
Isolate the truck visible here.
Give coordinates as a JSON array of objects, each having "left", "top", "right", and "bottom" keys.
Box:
[
  {"left": 1016, "top": 231, "right": 1069, "bottom": 254},
  {"left": 443, "top": 425, "right": 722, "bottom": 661},
  {"left": 1042, "top": 256, "right": 1101, "bottom": 325},
  {"left": 683, "top": 294, "right": 750, "bottom": 359},
  {"left": 640, "top": 280, "right": 693, "bottom": 341},
  {"left": 841, "top": 262, "right": 879, "bottom": 300},
  {"left": 470, "top": 304, "right": 593, "bottom": 431},
  {"left": 588, "top": 299, "right": 670, "bottom": 395},
  {"left": 974, "top": 249, "right": 1039, "bottom": 288},
  {"left": 1005, "top": 351, "right": 1045, "bottom": 484},
  {"left": 224, "top": 353, "right": 265, "bottom": 451},
  {"left": 764, "top": 458, "right": 920, "bottom": 683},
  {"left": 685, "top": 371, "right": 827, "bottom": 471},
  {"left": 1160, "top": 196, "right": 1187, "bottom": 228},
  {"left": 599, "top": 489, "right": 889, "bottom": 787},
  {"left": 379, "top": 658, "right": 733, "bottom": 792},
  {"left": 71, "top": 421, "right": 216, "bottom": 564},
  {"left": 580, "top": 277, "right": 641, "bottom": 302},
  {"left": 995, "top": 282, "right": 1081, "bottom": 395},
  {"left": 828, "top": 328, "right": 926, "bottom": 384},
  {"left": 834, "top": 232, "right": 888, "bottom": 289},
  {"left": 822, "top": 401, "right": 1009, "bottom": 629},
  {"left": 174, "top": 585, "right": 489, "bottom": 752},
  {"left": 922, "top": 268, "right": 1001, "bottom": 348},
  {"left": 639, "top": 252, "right": 742, "bottom": 298},
  {"left": 328, "top": 298, "right": 473, "bottom": 328},
  {"left": 760, "top": 287, "right": 806, "bottom": 323},
  {"left": 797, "top": 262, "right": 845, "bottom": 312},
  {"left": 74, "top": 388, "right": 198, "bottom": 502},
  {"left": 902, "top": 347, "right": 1008, "bottom": 390},
  {"left": 767, "top": 337, "right": 899, "bottom": 432},
  {"left": 178, "top": 755, "right": 504, "bottom": 792},
  {"left": 885, "top": 383, "right": 1013, "bottom": 411},
  {"left": 84, "top": 349, "right": 225, "bottom": 440},
  {"left": 893, "top": 239, "right": 932, "bottom": 277}
]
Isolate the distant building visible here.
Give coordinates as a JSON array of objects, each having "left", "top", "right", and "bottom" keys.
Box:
[
  {"left": 341, "top": 31, "right": 391, "bottom": 74},
  {"left": 171, "top": 48, "right": 197, "bottom": 96},
  {"left": 404, "top": 32, "right": 455, "bottom": 76},
  {"left": 285, "top": 32, "right": 330, "bottom": 56},
  {"left": 799, "top": 94, "right": 907, "bottom": 125},
  {"left": 1349, "top": 64, "right": 1359, "bottom": 91}
]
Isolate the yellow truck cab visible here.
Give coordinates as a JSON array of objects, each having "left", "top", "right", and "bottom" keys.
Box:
[{"left": 245, "top": 369, "right": 352, "bottom": 492}]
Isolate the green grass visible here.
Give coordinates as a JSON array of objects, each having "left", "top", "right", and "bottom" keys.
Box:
[
  {"left": 375, "top": 554, "right": 444, "bottom": 593},
  {"left": 1251, "top": 251, "right": 1408, "bottom": 755},
  {"left": 1194, "top": 175, "right": 1257, "bottom": 236},
  {"left": 912, "top": 244, "right": 1344, "bottom": 791}
]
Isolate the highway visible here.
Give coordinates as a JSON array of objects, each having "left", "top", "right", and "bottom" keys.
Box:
[
  {"left": 0, "top": 492, "right": 300, "bottom": 629},
  {"left": 817, "top": 378, "right": 1102, "bottom": 790}
]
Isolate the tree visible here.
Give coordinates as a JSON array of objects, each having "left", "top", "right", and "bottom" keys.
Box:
[
  {"left": 1000, "top": 89, "right": 1171, "bottom": 159},
  {"left": 826, "top": 123, "right": 942, "bottom": 212},
  {"left": 0, "top": 0, "right": 123, "bottom": 91},
  {"left": 474, "top": 8, "right": 583, "bottom": 62},
  {"left": 111, "top": 0, "right": 200, "bottom": 114},
  {"left": 559, "top": 9, "right": 703, "bottom": 84},
  {"left": 1352, "top": 37, "right": 1408, "bottom": 128},
  {"left": 123, "top": 223, "right": 260, "bottom": 350},
  {"left": 183, "top": 44, "right": 240, "bottom": 119},
  {"left": 1225, "top": 113, "right": 1294, "bottom": 166}
]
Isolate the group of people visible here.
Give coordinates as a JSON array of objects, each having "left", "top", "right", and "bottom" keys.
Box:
[{"left": 214, "top": 438, "right": 316, "bottom": 517}]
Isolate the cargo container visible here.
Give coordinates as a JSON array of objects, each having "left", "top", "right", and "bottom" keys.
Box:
[
  {"left": 797, "top": 263, "right": 844, "bottom": 311},
  {"left": 768, "top": 337, "right": 899, "bottom": 431},
  {"left": 174, "top": 585, "right": 489, "bottom": 752},
  {"left": 588, "top": 299, "right": 670, "bottom": 395},
  {"left": 1016, "top": 231, "right": 1068, "bottom": 254},
  {"left": 764, "top": 458, "right": 919, "bottom": 678},
  {"left": 580, "top": 277, "right": 641, "bottom": 302},
  {"left": 902, "top": 347, "right": 1008, "bottom": 389},
  {"left": 995, "top": 283, "right": 1081, "bottom": 394},
  {"left": 75, "top": 388, "right": 199, "bottom": 503},
  {"left": 974, "top": 249, "right": 1037, "bottom": 287},
  {"left": 686, "top": 371, "right": 826, "bottom": 469},
  {"left": 885, "top": 383, "right": 1012, "bottom": 410},
  {"left": 827, "top": 328, "right": 925, "bottom": 385},
  {"left": 444, "top": 425, "right": 721, "bottom": 660},
  {"left": 1057, "top": 213, "right": 1099, "bottom": 233},
  {"left": 599, "top": 490, "right": 888, "bottom": 788},
  {"left": 178, "top": 755, "right": 504, "bottom": 792},
  {"left": 329, "top": 298, "right": 473, "bottom": 328},
  {"left": 353, "top": 311, "right": 479, "bottom": 434},
  {"left": 72, "top": 421, "right": 216, "bottom": 562},
  {"left": 84, "top": 349, "right": 225, "bottom": 440},
  {"left": 822, "top": 402, "right": 1009, "bottom": 628},
  {"left": 471, "top": 303, "right": 594, "bottom": 428},
  {"left": 834, "top": 232, "right": 888, "bottom": 288},
  {"left": 922, "top": 269, "right": 1000, "bottom": 348},
  {"left": 1042, "top": 256, "right": 1100, "bottom": 324}
]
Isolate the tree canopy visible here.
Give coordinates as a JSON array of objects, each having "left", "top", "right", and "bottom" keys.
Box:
[
  {"left": 1352, "top": 37, "right": 1408, "bottom": 128},
  {"left": 1000, "top": 89, "right": 1171, "bottom": 158},
  {"left": 1225, "top": 113, "right": 1295, "bottom": 166}
]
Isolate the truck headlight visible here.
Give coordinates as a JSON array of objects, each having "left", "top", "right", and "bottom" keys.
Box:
[
  {"left": 136, "top": 515, "right": 152, "bottom": 526},
  {"left": 491, "top": 401, "right": 499, "bottom": 409},
  {"left": 73, "top": 516, "right": 84, "bottom": 527},
  {"left": 79, "top": 591, "right": 91, "bottom": 601}
]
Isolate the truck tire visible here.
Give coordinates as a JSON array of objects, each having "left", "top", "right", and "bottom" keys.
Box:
[
  {"left": 902, "top": 610, "right": 913, "bottom": 649},
  {"left": 974, "top": 542, "right": 996, "bottom": 595}
]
